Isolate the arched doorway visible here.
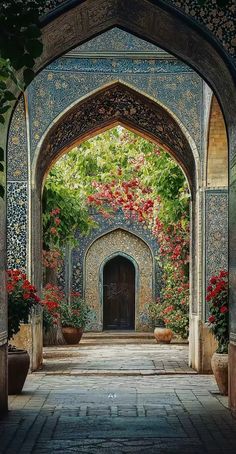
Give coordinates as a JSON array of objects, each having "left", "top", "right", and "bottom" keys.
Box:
[
  {"left": 103, "top": 255, "right": 135, "bottom": 330},
  {"left": 1, "top": 0, "right": 235, "bottom": 414}
]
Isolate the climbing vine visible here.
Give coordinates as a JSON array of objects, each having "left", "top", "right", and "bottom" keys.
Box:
[{"left": 44, "top": 127, "right": 190, "bottom": 337}]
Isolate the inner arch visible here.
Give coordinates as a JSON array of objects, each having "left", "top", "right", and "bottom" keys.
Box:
[{"left": 34, "top": 82, "right": 196, "bottom": 192}]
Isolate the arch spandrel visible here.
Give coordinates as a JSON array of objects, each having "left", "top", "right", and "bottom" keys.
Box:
[{"left": 35, "top": 82, "right": 196, "bottom": 191}]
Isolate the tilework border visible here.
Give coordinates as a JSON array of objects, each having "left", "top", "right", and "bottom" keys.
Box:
[
  {"left": 7, "top": 182, "right": 28, "bottom": 272},
  {"left": 205, "top": 189, "right": 228, "bottom": 317}
]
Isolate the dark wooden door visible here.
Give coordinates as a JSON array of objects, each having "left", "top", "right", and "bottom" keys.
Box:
[{"left": 103, "top": 256, "right": 135, "bottom": 330}]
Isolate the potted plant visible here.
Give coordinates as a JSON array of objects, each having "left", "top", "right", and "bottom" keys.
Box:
[
  {"left": 7, "top": 269, "right": 41, "bottom": 394},
  {"left": 207, "top": 270, "right": 229, "bottom": 395},
  {"left": 148, "top": 299, "right": 173, "bottom": 343},
  {"left": 60, "top": 292, "right": 91, "bottom": 344}
]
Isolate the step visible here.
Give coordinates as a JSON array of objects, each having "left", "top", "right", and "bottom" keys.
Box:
[{"left": 83, "top": 331, "right": 154, "bottom": 339}]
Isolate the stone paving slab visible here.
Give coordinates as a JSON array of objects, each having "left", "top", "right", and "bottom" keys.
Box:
[
  {"left": 1, "top": 344, "right": 236, "bottom": 453},
  {"left": 41, "top": 343, "right": 196, "bottom": 375}
]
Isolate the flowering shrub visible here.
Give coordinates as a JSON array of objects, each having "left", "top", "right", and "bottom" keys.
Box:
[
  {"left": 7, "top": 269, "right": 41, "bottom": 340},
  {"left": 42, "top": 249, "right": 63, "bottom": 270},
  {"left": 42, "top": 286, "right": 91, "bottom": 331},
  {"left": 60, "top": 292, "right": 91, "bottom": 329},
  {"left": 206, "top": 270, "right": 229, "bottom": 353},
  {"left": 41, "top": 284, "right": 63, "bottom": 332}
]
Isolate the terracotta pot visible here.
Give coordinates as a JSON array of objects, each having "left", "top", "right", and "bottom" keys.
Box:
[
  {"left": 211, "top": 352, "right": 228, "bottom": 396},
  {"left": 154, "top": 327, "right": 173, "bottom": 344},
  {"left": 8, "top": 348, "right": 30, "bottom": 395},
  {"left": 62, "top": 327, "right": 83, "bottom": 344}
]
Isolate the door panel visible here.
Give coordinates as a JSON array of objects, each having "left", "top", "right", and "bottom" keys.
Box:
[{"left": 103, "top": 256, "right": 135, "bottom": 330}]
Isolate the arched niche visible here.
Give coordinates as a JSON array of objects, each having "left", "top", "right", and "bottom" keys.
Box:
[
  {"left": 84, "top": 229, "right": 154, "bottom": 331},
  {"left": 207, "top": 95, "right": 228, "bottom": 188}
]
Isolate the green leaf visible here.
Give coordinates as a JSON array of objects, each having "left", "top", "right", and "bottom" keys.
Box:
[
  {"left": 22, "top": 53, "right": 35, "bottom": 69},
  {"left": 23, "top": 68, "right": 35, "bottom": 87},
  {"left": 0, "top": 104, "right": 10, "bottom": 114},
  {"left": 0, "top": 81, "right": 6, "bottom": 90},
  {"left": 0, "top": 147, "right": 4, "bottom": 161},
  {"left": 3, "top": 90, "right": 16, "bottom": 101},
  {"left": 23, "top": 24, "right": 41, "bottom": 39},
  {"left": 25, "top": 39, "right": 43, "bottom": 58},
  {"left": 0, "top": 185, "right": 4, "bottom": 199}
]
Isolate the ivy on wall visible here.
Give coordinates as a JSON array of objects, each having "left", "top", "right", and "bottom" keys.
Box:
[{"left": 0, "top": 0, "right": 44, "bottom": 198}]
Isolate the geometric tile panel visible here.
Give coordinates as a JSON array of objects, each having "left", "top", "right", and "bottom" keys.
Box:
[
  {"left": 28, "top": 58, "right": 202, "bottom": 154},
  {"left": 7, "top": 96, "right": 28, "bottom": 181},
  {"left": 7, "top": 182, "right": 28, "bottom": 272},
  {"left": 205, "top": 189, "right": 228, "bottom": 315}
]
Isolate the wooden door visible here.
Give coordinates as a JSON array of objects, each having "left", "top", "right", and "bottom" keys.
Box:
[{"left": 103, "top": 256, "right": 135, "bottom": 330}]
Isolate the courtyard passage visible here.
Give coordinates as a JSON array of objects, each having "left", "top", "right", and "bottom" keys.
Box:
[{"left": 1, "top": 338, "right": 236, "bottom": 453}]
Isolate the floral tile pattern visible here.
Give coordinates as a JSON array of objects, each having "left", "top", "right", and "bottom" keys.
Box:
[
  {"left": 7, "top": 96, "right": 28, "bottom": 182},
  {"left": 39, "top": 1, "right": 235, "bottom": 60},
  {"left": 205, "top": 189, "right": 228, "bottom": 314},
  {"left": 7, "top": 182, "right": 28, "bottom": 271}
]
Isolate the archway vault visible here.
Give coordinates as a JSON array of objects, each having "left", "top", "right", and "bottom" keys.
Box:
[
  {"left": 34, "top": 82, "right": 197, "bottom": 193},
  {"left": 1, "top": 0, "right": 235, "bottom": 415}
]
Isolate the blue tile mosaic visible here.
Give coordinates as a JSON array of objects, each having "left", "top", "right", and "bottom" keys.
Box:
[
  {"left": 205, "top": 189, "right": 228, "bottom": 317},
  {"left": 7, "top": 96, "right": 28, "bottom": 182},
  {"left": 27, "top": 60, "right": 202, "bottom": 155},
  {"left": 7, "top": 182, "right": 28, "bottom": 271}
]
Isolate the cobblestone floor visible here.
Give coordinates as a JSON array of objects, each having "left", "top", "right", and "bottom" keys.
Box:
[{"left": 1, "top": 343, "right": 236, "bottom": 453}]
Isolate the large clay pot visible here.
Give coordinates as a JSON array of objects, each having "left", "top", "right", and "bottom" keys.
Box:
[
  {"left": 154, "top": 327, "right": 173, "bottom": 344},
  {"left": 211, "top": 352, "right": 228, "bottom": 395},
  {"left": 62, "top": 327, "right": 83, "bottom": 344},
  {"left": 8, "top": 348, "right": 30, "bottom": 395}
]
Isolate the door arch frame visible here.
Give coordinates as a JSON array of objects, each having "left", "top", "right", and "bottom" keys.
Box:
[{"left": 101, "top": 252, "right": 137, "bottom": 331}]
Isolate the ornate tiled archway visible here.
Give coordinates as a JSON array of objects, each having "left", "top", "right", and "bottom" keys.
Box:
[
  {"left": 34, "top": 82, "right": 197, "bottom": 190},
  {"left": 0, "top": 0, "right": 235, "bottom": 414},
  {"left": 30, "top": 81, "right": 200, "bottom": 372}
]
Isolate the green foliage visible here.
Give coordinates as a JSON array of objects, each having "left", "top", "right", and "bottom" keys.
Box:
[
  {"left": 60, "top": 292, "right": 91, "bottom": 329},
  {"left": 0, "top": 0, "right": 44, "bottom": 198},
  {"left": 42, "top": 182, "right": 94, "bottom": 250}
]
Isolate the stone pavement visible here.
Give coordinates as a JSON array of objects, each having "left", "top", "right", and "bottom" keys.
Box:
[
  {"left": 42, "top": 341, "right": 195, "bottom": 375},
  {"left": 1, "top": 342, "right": 236, "bottom": 453}
]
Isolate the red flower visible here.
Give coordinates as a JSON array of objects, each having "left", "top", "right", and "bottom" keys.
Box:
[
  {"left": 220, "top": 306, "right": 228, "bottom": 314},
  {"left": 7, "top": 283, "right": 15, "bottom": 292},
  {"left": 208, "top": 315, "right": 216, "bottom": 323},
  {"left": 23, "top": 293, "right": 31, "bottom": 300},
  {"left": 54, "top": 217, "right": 61, "bottom": 226},
  {"left": 50, "top": 227, "right": 57, "bottom": 235}
]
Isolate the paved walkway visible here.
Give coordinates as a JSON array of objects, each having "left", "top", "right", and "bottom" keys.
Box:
[
  {"left": 42, "top": 341, "right": 195, "bottom": 375},
  {"left": 1, "top": 342, "right": 236, "bottom": 453}
]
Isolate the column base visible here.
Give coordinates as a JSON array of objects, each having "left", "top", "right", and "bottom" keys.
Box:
[
  {"left": 229, "top": 342, "right": 236, "bottom": 416},
  {"left": 0, "top": 343, "right": 8, "bottom": 416}
]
